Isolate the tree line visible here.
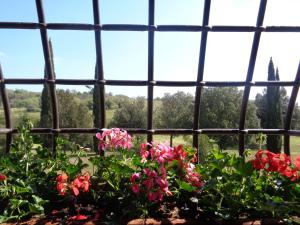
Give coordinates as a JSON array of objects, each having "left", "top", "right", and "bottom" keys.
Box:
[{"left": 1, "top": 43, "right": 299, "bottom": 153}]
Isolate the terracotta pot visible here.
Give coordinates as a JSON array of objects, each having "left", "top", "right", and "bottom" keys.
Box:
[{"left": 1, "top": 217, "right": 284, "bottom": 225}]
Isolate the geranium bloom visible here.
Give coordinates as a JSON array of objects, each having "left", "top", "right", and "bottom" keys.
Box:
[
  {"left": 56, "top": 172, "right": 90, "bottom": 196},
  {"left": 96, "top": 128, "right": 132, "bottom": 151},
  {"left": 131, "top": 167, "right": 173, "bottom": 202},
  {"left": 252, "top": 150, "right": 299, "bottom": 181},
  {"left": 131, "top": 184, "right": 140, "bottom": 194},
  {"left": 184, "top": 163, "right": 203, "bottom": 188},
  {"left": 149, "top": 142, "right": 174, "bottom": 164},
  {"left": 57, "top": 182, "right": 68, "bottom": 196},
  {"left": 72, "top": 173, "right": 91, "bottom": 193},
  {"left": 280, "top": 166, "right": 299, "bottom": 181},
  {"left": 130, "top": 173, "right": 141, "bottom": 183},
  {"left": 56, "top": 173, "right": 68, "bottom": 183},
  {"left": 140, "top": 143, "right": 150, "bottom": 163},
  {"left": 0, "top": 173, "right": 6, "bottom": 181}
]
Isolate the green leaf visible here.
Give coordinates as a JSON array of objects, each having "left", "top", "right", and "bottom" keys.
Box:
[
  {"left": 32, "top": 195, "right": 48, "bottom": 206},
  {"left": 178, "top": 181, "right": 196, "bottom": 192},
  {"left": 29, "top": 203, "right": 44, "bottom": 214}
]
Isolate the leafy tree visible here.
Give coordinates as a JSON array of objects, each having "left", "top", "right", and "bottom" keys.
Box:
[
  {"left": 200, "top": 87, "right": 260, "bottom": 149},
  {"left": 57, "top": 89, "right": 93, "bottom": 147},
  {"left": 155, "top": 92, "right": 194, "bottom": 129},
  {"left": 154, "top": 92, "right": 194, "bottom": 145},
  {"left": 109, "top": 97, "right": 146, "bottom": 128}
]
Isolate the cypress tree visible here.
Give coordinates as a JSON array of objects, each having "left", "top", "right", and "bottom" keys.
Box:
[
  {"left": 266, "top": 58, "right": 282, "bottom": 153},
  {"left": 40, "top": 40, "right": 55, "bottom": 147}
]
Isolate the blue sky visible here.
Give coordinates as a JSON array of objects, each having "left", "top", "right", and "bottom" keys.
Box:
[{"left": 0, "top": 0, "right": 299, "bottom": 99}]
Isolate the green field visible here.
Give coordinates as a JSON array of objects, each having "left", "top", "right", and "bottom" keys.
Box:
[{"left": 225, "top": 136, "right": 300, "bottom": 160}]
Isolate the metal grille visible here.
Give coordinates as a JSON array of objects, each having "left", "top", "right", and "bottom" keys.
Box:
[{"left": 0, "top": 0, "right": 300, "bottom": 157}]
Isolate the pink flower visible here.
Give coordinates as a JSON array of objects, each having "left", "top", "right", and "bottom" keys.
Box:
[
  {"left": 143, "top": 178, "right": 154, "bottom": 190},
  {"left": 147, "top": 191, "right": 158, "bottom": 202},
  {"left": 131, "top": 184, "right": 140, "bottom": 194},
  {"left": 150, "top": 143, "right": 174, "bottom": 164},
  {"left": 96, "top": 128, "right": 132, "bottom": 151},
  {"left": 130, "top": 173, "right": 141, "bottom": 183},
  {"left": 140, "top": 143, "right": 150, "bottom": 162}
]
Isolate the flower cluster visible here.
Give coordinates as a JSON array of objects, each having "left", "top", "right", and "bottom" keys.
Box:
[
  {"left": 130, "top": 168, "right": 172, "bottom": 202},
  {"left": 0, "top": 173, "right": 6, "bottom": 181},
  {"left": 96, "top": 128, "right": 132, "bottom": 151},
  {"left": 56, "top": 172, "right": 90, "bottom": 196},
  {"left": 131, "top": 143, "right": 202, "bottom": 202},
  {"left": 252, "top": 150, "right": 300, "bottom": 181}
]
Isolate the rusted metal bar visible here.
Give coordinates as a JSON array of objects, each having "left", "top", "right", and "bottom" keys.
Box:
[
  {"left": 0, "top": 127, "right": 290, "bottom": 135},
  {"left": 102, "top": 24, "right": 149, "bottom": 31},
  {"left": 157, "top": 25, "right": 204, "bottom": 32},
  {"left": 106, "top": 80, "right": 148, "bottom": 86},
  {"left": 239, "top": 0, "right": 267, "bottom": 156},
  {"left": 93, "top": 0, "right": 105, "bottom": 130},
  {"left": 193, "top": 0, "right": 211, "bottom": 161},
  {"left": 284, "top": 62, "right": 300, "bottom": 154},
  {"left": 3, "top": 79, "right": 298, "bottom": 87},
  {"left": 147, "top": 0, "right": 155, "bottom": 144},
  {"left": 35, "top": 0, "right": 59, "bottom": 153},
  {"left": 0, "top": 22, "right": 40, "bottom": 29},
  {"left": 1, "top": 22, "right": 300, "bottom": 33},
  {"left": 0, "top": 64, "right": 12, "bottom": 153},
  {"left": 4, "top": 78, "right": 45, "bottom": 84},
  {"left": 254, "top": 81, "right": 295, "bottom": 86}
]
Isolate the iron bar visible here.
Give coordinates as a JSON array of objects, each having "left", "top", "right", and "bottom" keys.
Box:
[
  {"left": 0, "top": 0, "right": 299, "bottom": 158},
  {"left": 239, "top": 0, "right": 267, "bottom": 156},
  {"left": 284, "top": 62, "right": 300, "bottom": 154},
  {"left": 193, "top": 0, "right": 211, "bottom": 162},
  {"left": 1, "top": 22, "right": 300, "bottom": 33},
  {"left": 0, "top": 64, "right": 12, "bottom": 153},
  {"left": 2, "top": 79, "right": 298, "bottom": 87},
  {"left": 0, "top": 128, "right": 290, "bottom": 135},
  {"left": 35, "top": 0, "right": 59, "bottom": 153},
  {"left": 93, "top": 0, "right": 105, "bottom": 131},
  {"left": 147, "top": 0, "right": 155, "bottom": 144}
]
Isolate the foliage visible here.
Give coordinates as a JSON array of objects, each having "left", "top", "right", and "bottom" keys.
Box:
[
  {"left": 155, "top": 92, "right": 194, "bottom": 129},
  {"left": 0, "top": 121, "right": 89, "bottom": 223},
  {"left": 1, "top": 122, "right": 300, "bottom": 223},
  {"left": 56, "top": 89, "right": 93, "bottom": 147},
  {"left": 200, "top": 87, "right": 260, "bottom": 149},
  {"left": 109, "top": 97, "right": 146, "bottom": 128},
  {"left": 198, "top": 149, "right": 300, "bottom": 221},
  {"left": 266, "top": 59, "right": 282, "bottom": 152}
]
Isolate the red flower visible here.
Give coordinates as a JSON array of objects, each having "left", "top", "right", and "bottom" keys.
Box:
[
  {"left": 72, "top": 186, "right": 80, "bottom": 196},
  {"left": 71, "top": 173, "right": 91, "bottom": 194},
  {"left": 69, "top": 214, "right": 88, "bottom": 221},
  {"left": 280, "top": 166, "right": 299, "bottom": 181},
  {"left": 56, "top": 173, "right": 68, "bottom": 183},
  {"left": 57, "top": 182, "right": 67, "bottom": 196},
  {"left": 0, "top": 173, "right": 6, "bottom": 181}
]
